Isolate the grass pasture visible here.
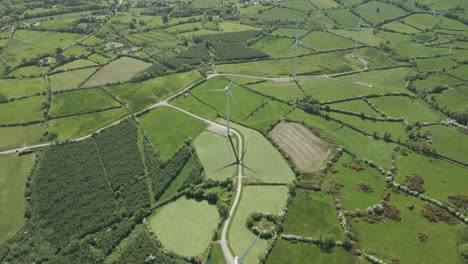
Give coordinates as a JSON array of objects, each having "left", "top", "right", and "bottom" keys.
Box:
[
  {"left": 219, "top": 22, "right": 260, "bottom": 32},
  {"left": 82, "top": 57, "right": 151, "bottom": 88},
  {"left": 14, "top": 30, "right": 82, "bottom": 51},
  {"left": 282, "top": 189, "right": 343, "bottom": 239},
  {"left": 256, "top": 7, "right": 307, "bottom": 23},
  {"left": 403, "top": 14, "right": 440, "bottom": 30},
  {"left": 246, "top": 81, "right": 303, "bottom": 102},
  {"left": 52, "top": 59, "right": 97, "bottom": 72},
  {"left": 138, "top": 106, "right": 207, "bottom": 160},
  {"left": 0, "top": 154, "right": 35, "bottom": 245},
  {"left": 449, "top": 65, "right": 468, "bottom": 81},
  {"left": 354, "top": 1, "right": 406, "bottom": 25},
  {"left": 194, "top": 131, "right": 237, "bottom": 181},
  {"left": 251, "top": 36, "right": 311, "bottom": 58},
  {"left": 242, "top": 100, "right": 291, "bottom": 131},
  {"left": 301, "top": 31, "right": 355, "bottom": 51},
  {"left": 0, "top": 77, "right": 46, "bottom": 98},
  {"left": 8, "top": 66, "right": 49, "bottom": 77},
  {"left": 110, "top": 70, "right": 203, "bottom": 112},
  {"left": 414, "top": 56, "right": 457, "bottom": 71},
  {"left": 49, "top": 88, "right": 119, "bottom": 117},
  {"left": 428, "top": 125, "right": 468, "bottom": 163},
  {"left": 0, "top": 124, "right": 44, "bottom": 151},
  {"left": 433, "top": 86, "right": 468, "bottom": 112},
  {"left": 49, "top": 67, "right": 98, "bottom": 91},
  {"left": 412, "top": 72, "right": 462, "bottom": 92},
  {"left": 330, "top": 100, "right": 379, "bottom": 117},
  {"left": 382, "top": 21, "right": 421, "bottom": 34},
  {"left": 325, "top": 9, "right": 360, "bottom": 29},
  {"left": 150, "top": 197, "right": 219, "bottom": 257},
  {"left": 331, "top": 28, "right": 385, "bottom": 46},
  {"left": 229, "top": 185, "right": 288, "bottom": 264},
  {"left": 269, "top": 122, "right": 330, "bottom": 172},
  {"left": 48, "top": 108, "right": 128, "bottom": 141},
  {"left": 0, "top": 96, "right": 45, "bottom": 124}
]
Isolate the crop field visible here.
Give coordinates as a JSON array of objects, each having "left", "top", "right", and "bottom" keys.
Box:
[
  {"left": 269, "top": 122, "right": 330, "bottom": 172},
  {"left": 282, "top": 189, "right": 343, "bottom": 239},
  {"left": 194, "top": 131, "right": 237, "bottom": 181},
  {"left": 0, "top": 77, "right": 46, "bottom": 98},
  {"left": 49, "top": 88, "right": 119, "bottom": 117},
  {"left": 110, "top": 70, "right": 203, "bottom": 112},
  {"left": 138, "top": 106, "right": 207, "bottom": 160},
  {"left": 49, "top": 67, "right": 98, "bottom": 91},
  {"left": 0, "top": 96, "right": 45, "bottom": 124},
  {"left": 230, "top": 122, "right": 295, "bottom": 183},
  {"left": 369, "top": 97, "right": 445, "bottom": 123},
  {"left": 0, "top": 154, "right": 35, "bottom": 245},
  {"left": 48, "top": 108, "right": 128, "bottom": 141},
  {"left": 82, "top": 57, "right": 151, "bottom": 88},
  {"left": 229, "top": 185, "right": 288, "bottom": 264},
  {"left": 150, "top": 197, "right": 219, "bottom": 257},
  {"left": 394, "top": 150, "right": 467, "bottom": 207},
  {"left": 354, "top": 1, "right": 406, "bottom": 25},
  {"left": 251, "top": 36, "right": 311, "bottom": 58},
  {"left": 301, "top": 32, "right": 355, "bottom": 51}
]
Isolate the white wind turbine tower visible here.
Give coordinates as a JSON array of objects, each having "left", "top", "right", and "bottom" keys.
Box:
[
  {"left": 205, "top": 78, "right": 240, "bottom": 138},
  {"left": 290, "top": 32, "right": 314, "bottom": 82},
  {"left": 353, "top": 18, "right": 370, "bottom": 65}
]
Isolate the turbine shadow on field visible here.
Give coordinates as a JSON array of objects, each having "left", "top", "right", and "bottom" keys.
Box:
[{"left": 214, "top": 136, "right": 257, "bottom": 173}]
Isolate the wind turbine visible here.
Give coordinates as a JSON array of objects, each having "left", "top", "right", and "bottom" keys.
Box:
[
  {"left": 289, "top": 33, "right": 314, "bottom": 82},
  {"left": 353, "top": 18, "right": 370, "bottom": 59},
  {"left": 205, "top": 78, "right": 240, "bottom": 138}
]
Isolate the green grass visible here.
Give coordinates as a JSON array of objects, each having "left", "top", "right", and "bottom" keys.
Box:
[
  {"left": 394, "top": 150, "right": 468, "bottom": 209},
  {"left": 191, "top": 0, "right": 222, "bottom": 7},
  {"left": 382, "top": 21, "right": 421, "bottom": 33},
  {"left": 0, "top": 96, "right": 46, "bottom": 124},
  {"left": 257, "top": 7, "right": 307, "bottom": 23},
  {"left": 52, "top": 59, "right": 97, "bottom": 72},
  {"left": 0, "top": 124, "right": 44, "bottom": 151},
  {"left": 14, "top": 30, "right": 82, "bottom": 51},
  {"left": 267, "top": 239, "right": 364, "bottom": 264},
  {"left": 251, "top": 36, "right": 311, "bottom": 58},
  {"left": 88, "top": 54, "right": 109, "bottom": 64},
  {"left": 247, "top": 81, "right": 302, "bottom": 102},
  {"left": 352, "top": 193, "right": 467, "bottom": 263},
  {"left": 82, "top": 57, "right": 151, "bottom": 88},
  {"left": 327, "top": 111, "right": 408, "bottom": 141},
  {"left": 428, "top": 125, "right": 468, "bottom": 163},
  {"left": 325, "top": 9, "right": 361, "bottom": 29},
  {"left": 278, "top": 0, "right": 314, "bottom": 11},
  {"left": 369, "top": 97, "right": 445, "bottom": 123},
  {"left": 414, "top": 56, "right": 457, "bottom": 71},
  {"left": 243, "top": 100, "right": 291, "bottom": 131},
  {"left": 229, "top": 185, "right": 288, "bottom": 264},
  {"left": 149, "top": 197, "right": 219, "bottom": 257},
  {"left": 8, "top": 65, "right": 49, "bottom": 77},
  {"left": 312, "top": 0, "right": 340, "bottom": 9},
  {"left": 230, "top": 122, "right": 295, "bottom": 183},
  {"left": 301, "top": 32, "right": 355, "bottom": 51},
  {"left": 49, "top": 88, "right": 119, "bottom": 117},
  {"left": 324, "top": 153, "right": 387, "bottom": 210},
  {"left": 0, "top": 77, "right": 46, "bottom": 98},
  {"left": 413, "top": 72, "right": 462, "bottom": 92},
  {"left": 49, "top": 67, "right": 98, "bottom": 91},
  {"left": 110, "top": 70, "right": 203, "bottom": 112},
  {"left": 330, "top": 100, "right": 378, "bottom": 117},
  {"left": 219, "top": 22, "right": 260, "bottom": 32},
  {"left": 387, "top": 42, "right": 449, "bottom": 59},
  {"left": 287, "top": 109, "right": 394, "bottom": 168},
  {"left": 270, "top": 28, "right": 308, "bottom": 38},
  {"left": 338, "top": 67, "right": 415, "bottom": 92},
  {"left": 449, "top": 65, "right": 468, "bottom": 81},
  {"left": 215, "top": 50, "right": 362, "bottom": 77},
  {"left": 194, "top": 131, "right": 237, "bottom": 181},
  {"left": 355, "top": 1, "right": 406, "bottom": 25},
  {"left": 331, "top": 28, "right": 385, "bottom": 46},
  {"left": 0, "top": 39, "right": 45, "bottom": 67},
  {"left": 207, "top": 243, "right": 224, "bottom": 264},
  {"left": 433, "top": 86, "right": 468, "bottom": 112},
  {"left": 62, "top": 44, "right": 89, "bottom": 57},
  {"left": 403, "top": 14, "right": 439, "bottom": 30},
  {"left": 164, "top": 22, "right": 204, "bottom": 34},
  {"left": 48, "top": 108, "right": 128, "bottom": 141},
  {"left": 283, "top": 189, "right": 344, "bottom": 239},
  {"left": 138, "top": 106, "right": 207, "bottom": 160},
  {"left": 0, "top": 154, "right": 35, "bottom": 245}
]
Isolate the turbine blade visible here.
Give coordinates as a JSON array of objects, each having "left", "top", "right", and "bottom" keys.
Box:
[
  {"left": 355, "top": 25, "right": 361, "bottom": 31},
  {"left": 298, "top": 41, "right": 314, "bottom": 50},
  {"left": 215, "top": 161, "right": 237, "bottom": 172},
  {"left": 228, "top": 90, "right": 241, "bottom": 110},
  {"left": 227, "top": 78, "right": 236, "bottom": 89},
  {"left": 205, "top": 88, "right": 226, "bottom": 92},
  {"left": 287, "top": 42, "right": 298, "bottom": 52}
]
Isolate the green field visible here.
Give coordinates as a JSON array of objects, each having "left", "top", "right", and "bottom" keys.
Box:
[
  {"left": 229, "top": 185, "right": 288, "bottom": 264},
  {"left": 331, "top": 28, "right": 385, "bottom": 46},
  {"left": 369, "top": 97, "right": 445, "bottom": 123},
  {"left": 247, "top": 81, "right": 302, "bottom": 102},
  {"left": 403, "top": 14, "right": 439, "bottom": 30},
  {"left": 82, "top": 57, "right": 151, "bottom": 88},
  {"left": 0, "top": 77, "right": 46, "bottom": 98},
  {"left": 282, "top": 189, "right": 343, "bottom": 239},
  {"left": 414, "top": 56, "right": 457, "bottom": 71},
  {"left": 251, "top": 36, "right": 311, "bottom": 58},
  {"left": 230, "top": 122, "right": 295, "bottom": 183},
  {"left": 354, "top": 1, "right": 406, "bottom": 25},
  {"left": 49, "top": 67, "right": 98, "bottom": 91},
  {"left": 48, "top": 108, "right": 128, "bottom": 141},
  {"left": 138, "top": 106, "right": 207, "bottom": 160},
  {"left": 412, "top": 73, "right": 462, "bottom": 92},
  {"left": 449, "top": 65, "right": 468, "bottom": 81},
  {"left": 49, "top": 88, "right": 119, "bottom": 117},
  {"left": 0, "top": 124, "right": 44, "bottom": 151},
  {"left": 110, "top": 70, "right": 203, "bottom": 112},
  {"left": 428, "top": 125, "right": 468, "bottom": 163},
  {"left": 301, "top": 32, "right": 355, "bottom": 51},
  {"left": 433, "top": 86, "right": 468, "bottom": 112},
  {"left": 394, "top": 150, "right": 468, "bottom": 208},
  {"left": 330, "top": 100, "right": 378, "bottom": 117},
  {"left": 267, "top": 239, "right": 363, "bottom": 264},
  {"left": 194, "top": 131, "right": 237, "bottom": 181},
  {"left": 0, "top": 154, "right": 35, "bottom": 245},
  {"left": 52, "top": 59, "right": 97, "bottom": 72},
  {"left": 0, "top": 96, "right": 46, "bottom": 124},
  {"left": 219, "top": 22, "right": 260, "bottom": 32},
  {"left": 326, "top": 9, "right": 360, "bottom": 28},
  {"left": 150, "top": 197, "right": 219, "bottom": 256},
  {"left": 8, "top": 66, "right": 49, "bottom": 77}
]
